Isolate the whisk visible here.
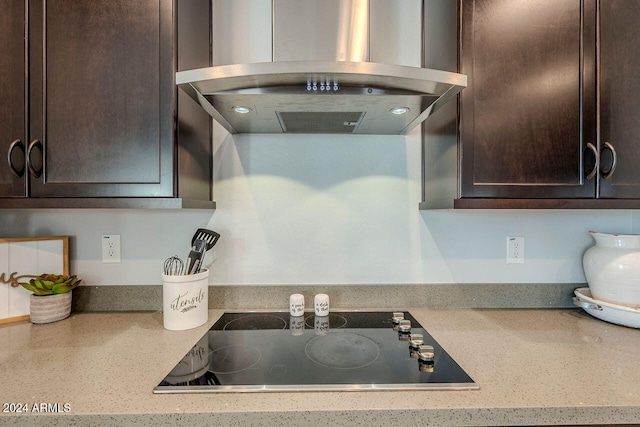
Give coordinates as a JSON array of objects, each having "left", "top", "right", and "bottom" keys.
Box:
[{"left": 163, "top": 255, "right": 184, "bottom": 276}]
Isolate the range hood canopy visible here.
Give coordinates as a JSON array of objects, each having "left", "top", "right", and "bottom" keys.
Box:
[
  {"left": 177, "top": 61, "right": 466, "bottom": 135},
  {"left": 177, "top": 0, "right": 467, "bottom": 135}
]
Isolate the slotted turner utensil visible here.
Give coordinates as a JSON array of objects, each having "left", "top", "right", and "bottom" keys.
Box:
[
  {"left": 185, "top": 239, "right": 207, "bottom": 275},
  {"left": 191, "top": 228, "right": 220, "bottom": 251}
]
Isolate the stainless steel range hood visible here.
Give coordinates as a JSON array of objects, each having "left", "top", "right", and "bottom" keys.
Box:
[{"left": 177, "top": 0, "right": 467, "bottom": 135}]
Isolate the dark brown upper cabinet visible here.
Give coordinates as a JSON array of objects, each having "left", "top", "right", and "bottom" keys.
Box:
[
  {"left": 458, "top": 0, "right": 596, "bottom": 203},
  {"left": 598, "top": 0, "right": 640, "bottom": 199},
  {"left": 0, "top": 0, "right": 27, "bottom": 198},
  {"left": 1, "top": 0, "right": 214, "bottom": 209},
  {"left": 422, "top": 0, "right": 640, "bottom": 209}
]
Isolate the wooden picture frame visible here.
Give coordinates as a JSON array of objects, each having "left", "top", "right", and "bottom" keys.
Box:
[{"left": 0, "top": 236, "right": 69, "bottom": 324}]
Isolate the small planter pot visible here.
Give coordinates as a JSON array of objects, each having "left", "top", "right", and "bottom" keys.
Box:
[{"left": 30, "top": 292, "right": 72, "bottom": 324}]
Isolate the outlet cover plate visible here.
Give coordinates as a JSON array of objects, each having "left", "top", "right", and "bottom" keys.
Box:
[
  {"left": 507, "top": 236, "right": 525, "bottom": 264},
  {"left": 102, "top": 234, "right": 121, "bottom": 264}
]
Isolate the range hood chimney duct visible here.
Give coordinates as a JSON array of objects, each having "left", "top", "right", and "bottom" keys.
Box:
[{"left": 177, "top": 0, "right": 466, "bottom": 135}]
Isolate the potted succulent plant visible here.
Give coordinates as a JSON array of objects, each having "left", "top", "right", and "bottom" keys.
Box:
[{"left": 19, "top": 274, "right": 82, "bottom": 324}]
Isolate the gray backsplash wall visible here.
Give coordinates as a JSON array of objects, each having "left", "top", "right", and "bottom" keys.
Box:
[
  {"left": 1, "top": 127, "right": 631, "bottom": 290},
  {"left": 0, "top": 125, "right": 632, "bottom": 288},
  {"left": 0, "top": 143, "right": 632, "bottom": 310}
]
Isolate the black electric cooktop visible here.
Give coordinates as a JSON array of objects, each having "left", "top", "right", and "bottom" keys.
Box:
[{"left": 154, "top": 311, "right": 477, "bottom": 393}]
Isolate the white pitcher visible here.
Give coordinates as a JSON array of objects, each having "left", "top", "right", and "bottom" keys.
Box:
[{"left": 583, "top": 232, "right": 640, "bottom": 307}]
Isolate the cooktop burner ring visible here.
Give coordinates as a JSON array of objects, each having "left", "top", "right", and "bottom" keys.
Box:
[
  {"left": 304, "top": 313, "right": 348, "bottom": 329},
  {"left": 305, "top": 332, "right": 381, "bottom": 370},
  {"left": 208, "top": 345, "right": 262, "bottom": 374},
  {"left": 222, "top": 314, "right": 287, "bottom": 339}
]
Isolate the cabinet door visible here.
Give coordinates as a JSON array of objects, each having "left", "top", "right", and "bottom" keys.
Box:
[
  {"left": 599, "top": 0, "right": 640, "bottom": 198},
  {"left": 0, "top": 0, "right": 27, "bottom": 197},
  {"left": 28, "top": 0, "right": 174, "bottom": 197},
  {"left": 459, "top": 0, "right": 596, "bottom": 198}
]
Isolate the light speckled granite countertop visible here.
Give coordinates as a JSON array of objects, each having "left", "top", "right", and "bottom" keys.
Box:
[{"left": 0, "top": 308, "right": 639, "bottom": 426}]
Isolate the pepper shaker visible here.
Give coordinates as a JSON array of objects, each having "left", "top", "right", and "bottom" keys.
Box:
[{"left": 289, "top": 294, "right": 304, "bottom": 317}]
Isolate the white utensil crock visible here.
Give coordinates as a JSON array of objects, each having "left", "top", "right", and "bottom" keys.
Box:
[
  {"left": 583, "top": 232, "right": 640, "bottom": 307},
  {"left": 162, "top": 269, "right": 209, "bottom": 330}
]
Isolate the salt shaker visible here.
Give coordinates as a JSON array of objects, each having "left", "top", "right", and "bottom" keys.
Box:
[
  {"left": 314, "top": 293, "right": 329, "bottom": 316},
  {"left": 289, "top": 294, "right": 305, "bottom": 317}
]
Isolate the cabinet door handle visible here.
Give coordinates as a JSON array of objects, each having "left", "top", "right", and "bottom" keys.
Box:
[
  {"left": 8, "top": 139, "right": 26, "bottom": 178},
  {"left": 600, "top": 141, "right": 617, "bottom": 180},
  {"left": 584, "top": 142, "right": 598, "bottom": 180},
  {"left": 27, "top": 139, "right": 43, "bottom": 179}
]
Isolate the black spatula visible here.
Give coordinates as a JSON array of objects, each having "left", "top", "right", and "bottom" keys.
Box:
[{"left": 191, "top": 228, "right": 221, "bottom": 251}]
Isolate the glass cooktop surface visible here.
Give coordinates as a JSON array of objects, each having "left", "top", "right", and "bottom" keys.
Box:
[{"left": 154, "top": 311, "right": 477, "bottom": 393}]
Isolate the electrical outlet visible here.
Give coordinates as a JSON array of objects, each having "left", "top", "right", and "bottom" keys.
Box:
[
  {"left": 507, "top": 236, "right": 525, "bottom": 264},
  {"left": 102, "top": 234, "right": 121, "bottom": 263}
]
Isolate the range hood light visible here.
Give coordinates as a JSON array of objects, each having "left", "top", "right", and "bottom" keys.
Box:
[
  {"left": 390, "top": 107, "right": 410, "bottom": 115},
  {"left": 233, "top": 106, "right": 252, "bottom": 114}
]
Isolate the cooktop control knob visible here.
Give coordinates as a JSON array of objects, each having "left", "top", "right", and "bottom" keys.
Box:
[
  {"left": 418, "top": 345, "right": 435, "bottom": 373},
  {"left": 408, "top": 334, "right": 424, "bottom": 358},
  {"left": 392, "top": 312, "right": 404, "bottom": 330},
  {"left": 397, "top": 320, "right": 411, "bottom": 340}
]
